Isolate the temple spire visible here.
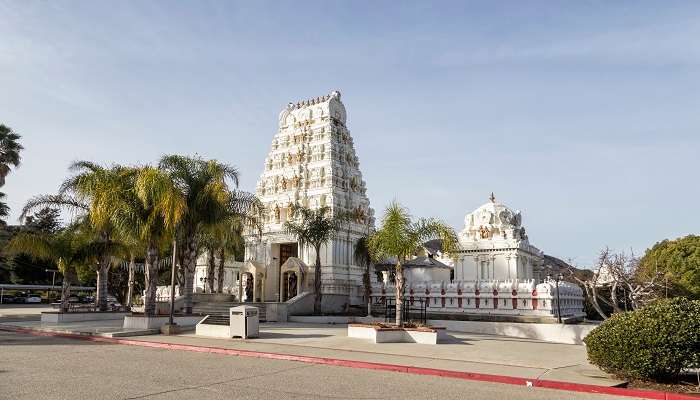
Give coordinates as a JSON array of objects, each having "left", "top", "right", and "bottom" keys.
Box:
[{"left": 489, "top": 192, "right": 496, "bottom": 203}]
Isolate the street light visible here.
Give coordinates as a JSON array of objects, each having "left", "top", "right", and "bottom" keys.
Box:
[
  {"left": 548, "top": 273, "right": 564, "bottom": 324},
  {"left": 199, "top": 276, "right": 208, "bottom": 294},
  {"left": 165, "top": 239, "right": 178, "bottom": 334}
]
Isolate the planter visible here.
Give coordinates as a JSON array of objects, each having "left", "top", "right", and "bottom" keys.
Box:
[
  {"left": 195, "top": 316, "right": 232, "bottom": 338},
  {"left": 347, "top": 324, "right": 446, "bottom": 344},
  {"left": 123, "top": 315, "right": 205, "bottom": 330},
  {"left": 41, "top": 311, "right": 128, "bottom": 324}
]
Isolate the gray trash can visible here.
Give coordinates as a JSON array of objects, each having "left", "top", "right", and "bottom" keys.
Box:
[{"left": 230, "top": 305, "right": 259, "bottom": 339}]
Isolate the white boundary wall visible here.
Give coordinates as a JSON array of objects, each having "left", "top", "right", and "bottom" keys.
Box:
[{"left": 290, "top": 315, "right": 597, "bottom": 345}]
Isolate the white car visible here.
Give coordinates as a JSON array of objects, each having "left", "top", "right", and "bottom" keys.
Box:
[{"left": 25, "top": 295, "right": 42, "bottom": 303}]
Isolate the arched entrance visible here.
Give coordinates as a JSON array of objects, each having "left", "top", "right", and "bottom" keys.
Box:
[
  {"left": 282, "top": 271, "right": 298, "bottom": 301},
  {"left": 238, "top": 261, "right": 266, "bottom": 303},
  {"left": 280, "top": 257, "right": 307, "bottom": 302},
  {"left": 242, "top": 272, "right": 254, "bottom": 302}
]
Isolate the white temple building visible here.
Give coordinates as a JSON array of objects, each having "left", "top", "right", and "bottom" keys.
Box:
[
  {"left": 241, "top": 91, "right": 374, "bottom": 311},
  {"left": 371, "top": 194, "right": 586, "bottom": 322}
]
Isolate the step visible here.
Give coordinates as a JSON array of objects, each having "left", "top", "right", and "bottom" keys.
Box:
[{"left": 193, "top": 303, "right": 267, "bottom": 322}]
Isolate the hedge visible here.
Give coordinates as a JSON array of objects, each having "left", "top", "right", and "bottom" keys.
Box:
[{"left": 583, "top": 297, "right": 700, "bottom": 381}]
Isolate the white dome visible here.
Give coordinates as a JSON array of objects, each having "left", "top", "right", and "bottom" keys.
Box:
[{"left": 459, "top": 193, "right": 528, "bottom": 245}]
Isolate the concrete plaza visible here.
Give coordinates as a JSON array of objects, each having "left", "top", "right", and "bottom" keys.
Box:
[{"left": 1, "top": 330, "right": 632, "bottom": 400}]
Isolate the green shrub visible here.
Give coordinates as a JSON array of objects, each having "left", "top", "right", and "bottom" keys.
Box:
[{"left": 583, "top": 297, "right": 700, "bottom": 381}]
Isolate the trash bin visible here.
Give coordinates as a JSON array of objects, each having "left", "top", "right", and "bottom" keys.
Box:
[{"left": 230, "top": 305, "right": 259, "bottom": 339}]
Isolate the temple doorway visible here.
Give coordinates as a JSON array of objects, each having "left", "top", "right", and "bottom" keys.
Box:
[
  {"left": 278, "top": 243, "right": 298, "bottom": 301},
  {"left": 282, "top": 271, "right": 298, "bottom": 301},
  {"left": 242, "top": 272, "right": 254, "bottom": 302},
  {"left": 279, "top": 243, "right": 298, "bottom": 268}
]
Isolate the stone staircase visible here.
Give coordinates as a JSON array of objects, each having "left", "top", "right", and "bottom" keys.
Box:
[{"left": 193, "top": 301, "right": 267, "bottom": 322}]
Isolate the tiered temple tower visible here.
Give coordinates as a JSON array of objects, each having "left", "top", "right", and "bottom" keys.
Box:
[{"left": 242, "top": 91, "right": 374, "bottom": 308}]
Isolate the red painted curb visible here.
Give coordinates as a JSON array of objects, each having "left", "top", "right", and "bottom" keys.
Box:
[{"left": 1, "top": 325, "right": 697, "bottom": 400}]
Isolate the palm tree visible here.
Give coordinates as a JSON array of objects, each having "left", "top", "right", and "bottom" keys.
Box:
[
  {"left": 0, "top": 192, "right": 10, "bottom": 224},
  {"left": 0, "top": 124, "right": 23, "bottom": 187},
  {"left": 353, "top": 236, "right": 373, "bottom": 316},
  {"left": 103, "top": 166, "right": 184, "bottom": 316},
  {"left": 21, "top": 161, "right": 122, "bottom": 311},
  {"left": 216, "top": 217, "right": 245, "bottom": 294},
  {"left": 367, "top": 202, "right": 459, "bottom": 326},
  {"left": 4, "top": 228, "right": 86, "bottom": 311},
  {"left": 200, "top": 221, "right": 240, "bottom": 294},
  {"left": 284, "top": 205, "right": 345, "bottom": 315},
  {"left": 159, "top": 155, "right": 259, "bottom": 314}
]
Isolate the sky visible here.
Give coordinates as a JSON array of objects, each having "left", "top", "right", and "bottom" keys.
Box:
[{"left": 1, "top": 1, "right": 699, "bottom": 267}]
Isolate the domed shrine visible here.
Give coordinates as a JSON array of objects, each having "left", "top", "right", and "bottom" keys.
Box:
[
  {"left": 372, "top": 194, "right": 585, "bottom": 322},
  {"left": 454, "top": 193, "right": 541, "bottom": 282}
]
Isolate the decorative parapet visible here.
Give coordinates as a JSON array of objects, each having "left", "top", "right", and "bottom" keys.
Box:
[{"left": 372, "top": 279, "right": 585, "bottom": 319}]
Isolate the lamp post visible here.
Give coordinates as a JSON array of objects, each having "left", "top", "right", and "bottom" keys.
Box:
[
  {"left": 166, "top": 239, "right": 178, "bottom": 331},
  {"left": 548, "top": 273, "right": 564, "bottom": 323}
]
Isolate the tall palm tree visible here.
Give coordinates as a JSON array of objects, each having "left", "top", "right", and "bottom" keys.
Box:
[
  {"left": 102, "top": 166, "right": 184, "bottom": 316},
  {"left": 0, "top": 124, "right": 23, "bottom": 187},
  {"left": 159, "top": 155, "right": 259, "bottom": 314},
  {"left": 367, "top": 202, "right": 459, "bottom": 326},
  {"left": 21, "top": 161, "right": 122, "bottom": 311},
  {"left": 207, "top": 216, "right": 246, "bottom": 294},
  {"left": 4, "top": 228, "right": 86, "bottom": 311},
  {"left": 216, "top": 217, "right": 245, "bottom": 294},
  {"left": 284, "top": 205, "right": 345, "bottom": 315},
  {"left": 353, "top": 236, "right": 373, "bottom": 316}
]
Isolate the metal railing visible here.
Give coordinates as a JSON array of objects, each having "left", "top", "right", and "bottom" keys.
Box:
[{"left": 384, "top": 298, "right": 427, "bottom": 325}]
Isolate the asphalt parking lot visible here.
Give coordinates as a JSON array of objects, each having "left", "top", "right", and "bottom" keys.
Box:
[{"left": 0, "top": 330, "right": 630, "bottom": 400}]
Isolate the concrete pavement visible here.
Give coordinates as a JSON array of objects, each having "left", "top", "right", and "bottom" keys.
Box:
[
  {"left": 0, "top": 319, "right": 622, "bottom": 387},
  {"left": 0, "top": 330, "right": 632, "bottom": 400}
]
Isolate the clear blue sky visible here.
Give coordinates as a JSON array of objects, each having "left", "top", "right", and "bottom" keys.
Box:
[{"left": 2, "top": 1, "right": 698, "bottom": 267}]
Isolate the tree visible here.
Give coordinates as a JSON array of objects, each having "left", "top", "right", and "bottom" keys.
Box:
[
  {"left": 568, "top": 247, "right": 663, "bottom": 320},
  {"left": 0, "top": 207, "right": 63, "bottom": 285},
  {"left": 353, "top": 236, "right": 372, "bottom": 316},
  {"left": 22, "top": 161, "right": 123, "bottom": 311},
  {"left": 24, "top": 207, "right": 62, "bottom": 233},
  {"left": 638, "top": 235, "right": 700, "bottom": 299},
  {"left": 4, "top": 228, "right": 87, "bottom": 311},
  {"left": 102, "top": 166, "right": 184, "bottom": 316},
  {"left": 0, "top": 124, "right": 23, "bottom": 187},
  {"left": 200, "top": 216, "right": 245, "bottom": 294},
  {"left": 110, "top": 258, "right": 145, "bottom": 306},
  {"left": 367, "top": 202, "right": 459, "bottom": 326},
  {"left": 159, "top": 155, "right": 259, "bottom": 314},
  {"left": 0, "top": 192, "right": 9, "bottom": 225},
  {"left": 284, "top": 205, "right": 345, "bottom": 315}
]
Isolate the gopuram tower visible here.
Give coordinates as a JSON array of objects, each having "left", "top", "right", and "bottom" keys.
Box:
[{"left": 242, "top": 91, "right": 374, "bottom": 310}]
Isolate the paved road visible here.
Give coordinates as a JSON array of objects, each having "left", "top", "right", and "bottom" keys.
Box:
[{"left": 0, "top": 331, "right": 629, "bottom": 400}]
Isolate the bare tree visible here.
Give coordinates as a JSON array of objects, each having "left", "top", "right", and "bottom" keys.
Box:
[{"left": 567, "top": 247, "right": 663, "bottom": 320}]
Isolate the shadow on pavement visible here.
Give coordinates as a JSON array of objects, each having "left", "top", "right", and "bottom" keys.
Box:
[{"left": 0, "top": 330, "right": 106, "bottom": 346}]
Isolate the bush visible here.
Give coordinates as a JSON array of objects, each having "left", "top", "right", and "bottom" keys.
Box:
[{"left": 583, "top": 297, "right": 700, "bottom": 381}]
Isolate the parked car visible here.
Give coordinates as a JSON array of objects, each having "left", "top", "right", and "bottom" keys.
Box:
[
  {"left": 25, "top": 294, "right": 42, "bottom": 303},
  {"left": 67, "top": 295, "right": 80, "bottom": 303},
  {"left": 1, "top": 295, "right": 16, "bottom": 304}
]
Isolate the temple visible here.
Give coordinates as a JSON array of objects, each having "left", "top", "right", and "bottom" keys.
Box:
[
  {"left": 240, "top": 91, "right": 374, "bottom": 311},
  {"left": 193, "top": 91, "right": 584, "bottom": 322},
  {"left": 371, "top": 194, "right": 586, "bottom": 322}
]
